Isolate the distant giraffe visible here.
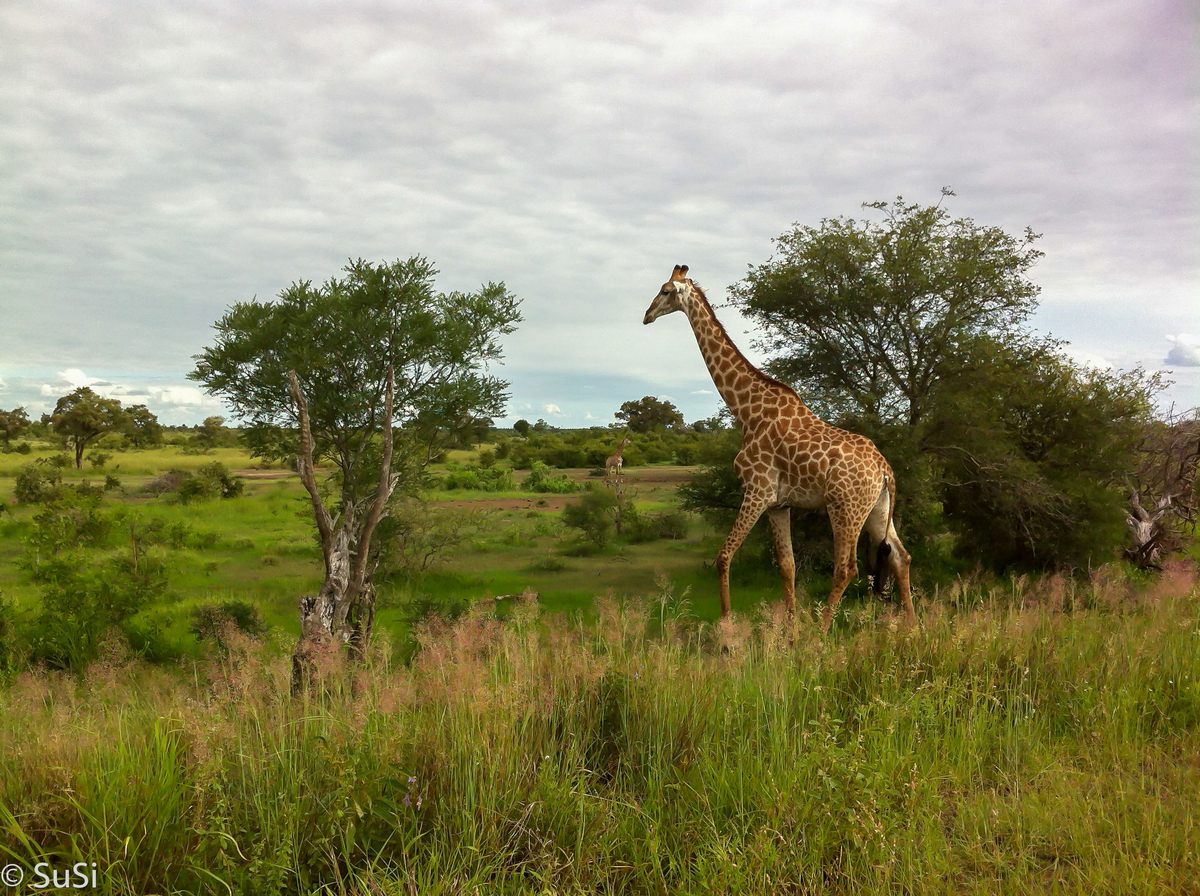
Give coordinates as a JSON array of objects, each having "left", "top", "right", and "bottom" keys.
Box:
[
  {"left": 643, "top": 265, "right": 915, "bottom": 632},
  {"left": 605, "top": 438, "right": 632, "bottom": 480}
]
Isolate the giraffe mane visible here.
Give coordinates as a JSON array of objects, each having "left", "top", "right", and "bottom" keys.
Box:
[{"left": 689, "top": 281, "right": 804, "bottom": 401}]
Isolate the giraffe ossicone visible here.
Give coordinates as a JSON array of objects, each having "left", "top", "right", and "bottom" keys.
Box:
[{"left": 643, "top": 265, "right": 916, "bottom": 633}]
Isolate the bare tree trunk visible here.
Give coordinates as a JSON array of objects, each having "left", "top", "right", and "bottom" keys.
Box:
[
  {"left": 288, "top": 368, "right": 397, "bottom": 695},
  {"left": 1124, "top": 491, "right": 1173, "bottom": 570}
]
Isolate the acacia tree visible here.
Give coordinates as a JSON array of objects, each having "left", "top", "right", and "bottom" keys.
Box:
[
  {"left": 51, "top": 388, "right": 127, "bottom": 468},
  {"left": 0, "top": 407, "right": 30, "bottom": 448},
  {"left": 735, "top": 190, "right": 1043, "bottom": 427},
  {"left": 124, "top": 404, "right": 163, "bottom": 448},
  {"left": 191, "top": 257, "right": 521, "bottom": 690},
  {"left": 615, "top": 396, "right": 685, "bottom": 432},
  {"left": 726, "top": 193, "right": 1159, "bottom": 570}
]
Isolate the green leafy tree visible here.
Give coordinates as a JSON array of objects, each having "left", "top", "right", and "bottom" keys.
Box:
[
  {"left": 124, "top": 404, "right": 163, "bottom": 447},
  {"left": 926, "top": 335, "right": 1156, "bottom": 568},
  {"left": 616, "top": 396, "right": 685, "bottom": 433},
  {"left": 728, "top": 193, "right": 1159, "bottom": 570},
  {"left": 51, "top": 387, "right": 128, "bottom": 468},
  {"left": 196, "top": 415, "right": 230, "bottom": 448},
  {"left": 191, "top": 256, "right": 521, "bottom": 689},
  {"left": 512, "top": 419, "right": 531, "bottom": 437},
  {"left": 0, "top": 407, "right": 30, "bottom": 448},
  {"left": 734, "top": 190, "right": 1043, "bottom": 427}
]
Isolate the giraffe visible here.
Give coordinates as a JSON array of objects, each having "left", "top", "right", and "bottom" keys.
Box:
[
  {"left": 643, "top": 265, "right": 915, "bottom": 633},
  {"left": 605, "top": 438, "right": 632, "bottom": 480}
]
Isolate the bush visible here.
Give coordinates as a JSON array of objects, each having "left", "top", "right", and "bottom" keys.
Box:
[
  {"left": 562, "top": 488, "right": 618, "bottom": 547},
  {"left": 439, "top": 465, "right": 515, "bottom": 492},
  {"left": 29, "top": 550, "right": 169, "bottom": 671},
  {"left": 628, "top": 510, "right": 690, "bottom": 543},
  {"left": 0, "top": 593, "right": 21, "bottom": 682},
  {"left": 14, "top": 462, "right": 63, "bottom": 504},
  {"left": 176, "top": 463, "right": 244, "bottom": 503},
  {"left": 190, "top": 599, "right": 268, "bottom": 649},
  {"left": 89, "top": 451, "right": 113, "bottom": 469},
  {"left": 144, "top": 470, "right": 187, "bottom": 496},
  {"left": 524, "top": 461, "right": 579, "bottom": 494},
  {"left": 14, "top": 442, "right": 31, "bottom": 455},
  {"left": 375, "top": 499, "right": 487, "bottom": 581}
]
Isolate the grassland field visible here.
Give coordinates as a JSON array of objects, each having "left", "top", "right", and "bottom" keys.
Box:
[
  {"left": 2, "top": 440, "right": 1198, "bottom": 894},
  {"left": 0, "top": 440, "right": 870, "bottom": 658}
]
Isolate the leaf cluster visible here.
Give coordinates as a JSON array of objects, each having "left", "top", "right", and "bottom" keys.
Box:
[
  {"left": 190, "top": 257, "right": 521, "bottom": 512},
  {"left": 735, "top": 195, "right": 1043, "bottom": 426}
]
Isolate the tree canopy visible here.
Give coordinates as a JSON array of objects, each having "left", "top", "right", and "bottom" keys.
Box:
[
  {"left": 51, "top": 388, "right": 127, "bottom": 468},
  {"left": 192, "top": 256, "right": 521, "bottom": 509},
  {"left": 0, "top": 407, "right": 30, "bottom": 448},
  {"left": 616, "top": 396, "right": 685, "bottom": 433},
  {"left": 734, "top": 192, "right": 1043, "bottom": 427}
]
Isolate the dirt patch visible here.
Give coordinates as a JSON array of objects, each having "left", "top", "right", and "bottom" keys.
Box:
[{"left": 235, "top": 470, "right": 297, "bottom": 480}]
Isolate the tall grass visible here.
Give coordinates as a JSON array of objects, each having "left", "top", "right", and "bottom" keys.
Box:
[{"left": 2, "top": 566, "right": 1199, "bottom": 894}]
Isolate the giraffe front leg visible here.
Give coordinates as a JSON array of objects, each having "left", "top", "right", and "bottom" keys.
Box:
[{"left": 716, "top": 493, "right": 770, "bottom": 618}]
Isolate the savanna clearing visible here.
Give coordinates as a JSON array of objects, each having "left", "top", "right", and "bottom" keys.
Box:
[{"left": 1, "top": 441, "right": 1199, "bottom": 895}]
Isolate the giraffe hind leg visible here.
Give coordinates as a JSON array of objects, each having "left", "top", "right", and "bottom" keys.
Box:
[
  {"left": 821, "top": 501, "right": 874, "bottom": 634},
  {"left": 767, "top": 506, "right": 796, "bottom": 617}
]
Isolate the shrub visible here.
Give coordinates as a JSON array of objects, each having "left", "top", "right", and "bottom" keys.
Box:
[
  {"left": 14, "top": 462, "right": 63, "bottom": 504},
  {"left": 529, "top": 554, "right": 567, "bottom": 572},
  {"left": 673, "top": 444, "right": 698, "bottom": 465},
  {"left": 144, "top": 470, "right": 187, "bottom": 496},
  {"left": 439, "top": 465, "right": 515, "bottom": 492},
  {"left": 524, "top": 461, "right": 579, "bottom": 494},
  {"left": 628, "top": 510, "right": 690, "bottom": 543},
  {"left": 190, "top": 599, "right": 268, "bottom": 648},
  {"left": 14, "top": 442, "right": 31, "bottom": 454},
  {"left": 562, "top": 488, "right": 618, "bottom": 547},
  {"left": 375, "top": 500, "right": 487, "bottom": 581},
  {"left": 0, "top": 593, "right": 21, "bottom": 682},
  {"left": 176, "top": 463, "right": 244, "bottom": 503},
  {"left": 88, "top": 451, "right": 113, "bottom": 469}
]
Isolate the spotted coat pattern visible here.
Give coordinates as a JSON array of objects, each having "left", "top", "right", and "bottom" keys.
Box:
[
  {"left": 605, "top": 438, "right": 632, "bottom": 480},
  {"left": 643, "top": 265, "right": 916, "bottom": 632}
]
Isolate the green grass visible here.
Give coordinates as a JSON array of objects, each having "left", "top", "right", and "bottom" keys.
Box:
[
  {"left": 3, "top": 444, "right": 1199, "bottom": 892},
  {"left": 1, "top": 572, "right": 1198, "bottom": 894}
]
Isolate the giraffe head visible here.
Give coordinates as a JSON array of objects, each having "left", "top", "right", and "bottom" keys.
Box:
[{"left": 643, "top": 265, "right": 694, "bottom": 324}]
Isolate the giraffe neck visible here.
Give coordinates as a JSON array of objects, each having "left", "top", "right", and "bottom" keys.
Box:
[{"left": 684, "top": 287, "right": 804, "bottom": 429}]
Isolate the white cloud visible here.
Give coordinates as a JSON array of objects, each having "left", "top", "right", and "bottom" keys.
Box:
[
  {"left": 1065, "top": 349, "right": 1112, "bottom": 370},
  {"left": 542, "top": 403, "right": 567, "bottom": 418},
  {"left": 1165, "top": 334, "right": 1200, "bottom": 367},
  {"left": 691, "top": 389, "right": 714, "bottom": 395},
  {"left": 24, "top": 368, "right": 224, "bottom": 423},
  {"left": 0, "top": 376, "right": 7, "bottom": 393},
  {"left": 0, "top": 0, "right": 1196, "bottom": 416}
]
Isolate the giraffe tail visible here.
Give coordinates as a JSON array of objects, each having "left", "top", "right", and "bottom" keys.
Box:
[{"left": 872, "top": 472, "right": 896, "bottom": 595}]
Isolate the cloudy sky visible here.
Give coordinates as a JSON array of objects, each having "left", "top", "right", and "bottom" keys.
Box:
[{"left": 1, "top": 0, "right": 1196, "bottom": 426}]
